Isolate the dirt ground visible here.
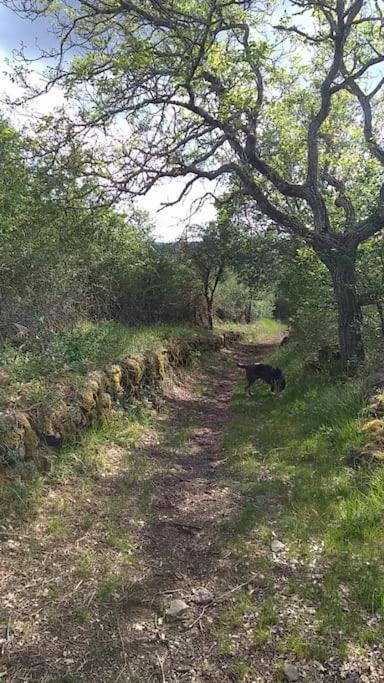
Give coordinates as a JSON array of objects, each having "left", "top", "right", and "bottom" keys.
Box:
[{"left": 1, "top": 336, "right": 382, "bottom": 682}]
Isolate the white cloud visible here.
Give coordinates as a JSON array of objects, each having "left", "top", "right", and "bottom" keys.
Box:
[
  {"left": 0, "top": 53, "right": 65, "bottom": 122},
  {"left": 136, "top": 178, "right": 217, "bottom": 241},
  {"left": 0, "top": 53, "right": 217, "bottom": 241}
]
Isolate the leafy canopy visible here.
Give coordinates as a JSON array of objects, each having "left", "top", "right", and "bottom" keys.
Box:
[{"left": 4, "top": 0, "right": 384, "bottom": 250}]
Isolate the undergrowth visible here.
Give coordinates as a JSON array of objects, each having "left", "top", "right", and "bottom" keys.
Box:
[
  {"left": 0, "top": 321, "right": 211, "bottom": 386},
  {"left": 222, "top": 344, "right": 384, "bottom": 654}
]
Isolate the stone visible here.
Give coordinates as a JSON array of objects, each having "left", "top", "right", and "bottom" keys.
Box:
[
  {"left": 165, "top": 599, "right": 190, "bottom": 619},
  {"left": 284, "top": 662, "right": 299, "bottom": 681},
  {"left": 271, "top": 539, "right": 285, "bottom": 553},
  {"left": 191, "top": 587, "right": 214, "bottom": 605}
]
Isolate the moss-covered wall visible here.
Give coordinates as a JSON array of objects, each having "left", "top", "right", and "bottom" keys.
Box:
[
  {"left": 358, "top": 391, "right": 384, "bottom": 465},
  {"left": 0, "top": 331, "right": 240, "bottom": 469}
]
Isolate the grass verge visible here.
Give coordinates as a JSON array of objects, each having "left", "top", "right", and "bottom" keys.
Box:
[{"left": 220, "top": 343, "right": 384, "bottom": 658}]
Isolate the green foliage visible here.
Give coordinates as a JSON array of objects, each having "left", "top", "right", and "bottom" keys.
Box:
[
  {"left": 277, "top": 246, "right": 338, "bottom": 351},
  {"left": 0, "top": 117, "right": 208, "bottom": 344},
  {"left": 3, "top": 321, "right": 211, "bottom": 387},
  {"left": 4, "top": 0, "right": 384, "bottom": 366},
  {"left": 214, "top": 272, "right": 248, "bottom": 321},
  {"left": 231, "top": 226, "right": 290, "bottom": 295},
  {"left": 181, "top": 221, "right": 239, "bottom": 326},
  {"left": 214, "top": 272, "right": 253, "bottom": 322},
  {"left": 216, "top": 319, "right": 283, "bottom": 341},
  {"left": 0, "top": 117, "right": 162, "bottom": 337}
]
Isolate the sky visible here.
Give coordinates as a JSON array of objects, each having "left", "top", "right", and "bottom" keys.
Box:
[{"left": 0, "top": 5, "right": 217, "bottom": 241}]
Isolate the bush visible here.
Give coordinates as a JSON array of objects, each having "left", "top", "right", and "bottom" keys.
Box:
[{"left": 277, "top": 247, "right": 338, "bottom": 351}]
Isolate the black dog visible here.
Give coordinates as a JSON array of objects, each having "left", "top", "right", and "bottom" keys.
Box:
[{"left": 237, "top": 362, "right": 286, "bottom": 395}]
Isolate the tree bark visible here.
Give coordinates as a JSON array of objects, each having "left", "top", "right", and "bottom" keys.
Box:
[
  {"left": 376, "top": 300, "right": 384, "bottom": 339},
  {"left": 245, "top": 299, "right": 252, "bottom": 324},
  {"left": 206, "top": 297, "right": 214, "bottom": 330},
  {"left": 323, "top": 251, "right": 365, "bottom": 371}
]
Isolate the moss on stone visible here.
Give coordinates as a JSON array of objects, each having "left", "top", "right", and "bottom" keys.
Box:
[{"left": 1, "top": 329, "right": 240, "bottom": 470}]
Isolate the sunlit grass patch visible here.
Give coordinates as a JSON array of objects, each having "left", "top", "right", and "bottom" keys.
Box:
[
  {"left": 73, "top": 553, "right": 96, "bottom": 579},
  {"left": 4, "top": 321, "right": 213, "bottom": 384},
  {"left": 46, "top": 516, "right": 69, "bottom": 539},
  {"left": 279, "top": 633, "right": 328, "bottom": 662},
  {"left": 0, "top": 408, "right": 150, "bottom": 521},
  {"left": 221, "top": 345, "right": 384, "bottom": 652},
  {"left": 217, "top": 318, "right": 284, "bottom": 341}
]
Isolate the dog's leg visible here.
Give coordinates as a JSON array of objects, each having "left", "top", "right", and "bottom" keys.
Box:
[{"left": 247, "top": 378, "right": 255, "bottom": 397}]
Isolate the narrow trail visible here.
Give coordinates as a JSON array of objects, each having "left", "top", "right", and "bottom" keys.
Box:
[
  {"left": 0, "top": 338, "right": 384, "bottom": 683},
  {"left": 1, "top": 337, "right": 277, "bottom": 682},
  {"left": 3, "top": 335, "right": 382, "bottom": 682},
  {"left": 109, "top": 339, "right": 272, "bottom": 681}
]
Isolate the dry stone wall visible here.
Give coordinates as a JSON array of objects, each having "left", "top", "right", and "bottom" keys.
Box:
[{"left": 0, "top": 331, "right": 240, "bottom": 470}]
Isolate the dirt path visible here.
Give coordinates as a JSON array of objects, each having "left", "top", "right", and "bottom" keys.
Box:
[
  {"left": 3, "top": 334, "right": 382, "bottom": 682},
  {"left": 1, "top": 337, "right": 279, "bottom": 682}
]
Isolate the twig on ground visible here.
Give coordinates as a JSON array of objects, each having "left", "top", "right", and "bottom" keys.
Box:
[
  {"left": 186, "top": 573, "right": 258, "bottom": 630},
  {"left": 1, "top": 615, "right": 12, "bottom": 656},
  {"left": 186, "top": 604, "right": 210, "bottom": 631},
  {"left": 213, "top": 574, "right": 258, "bottom": 604},
  {"left": 114, "top": 623, "right": 128, "bottom": 683},
  {"left": 7, "top": 403, "right": 43, "bottom": 414},
  {"left": 168, "top": 521, "right": 203, "bottom": 531},
  {"left": 86, "top": 589, "right": 96, "bottom": 606},
  {"left": 57, "top": 580, "right": 83, "bottom": 605},
  {"left": 157, "top": 653, "right": 167, "bottom": 683}
]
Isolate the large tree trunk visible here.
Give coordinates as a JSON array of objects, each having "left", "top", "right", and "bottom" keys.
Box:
[{"left": 323, "top": 251, "right": 365, "bottom": 371}]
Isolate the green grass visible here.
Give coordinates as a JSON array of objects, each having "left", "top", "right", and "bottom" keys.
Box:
[
  {"left": 73, "top": 554, "right": 95, "bottom": 579},
  {"left": 221, "top": 344, "right": 384, "bottom": 653},
  {"left": 0, "top": 407, "right": 151, "bottom": 520},
  {"left": 0, "top": 318, "right": 280, "bottom": 411},
  {"left": 279, "top": 634, "right": 328, "bottom": 662},
  {"left": 2, "top": 318, "right": 280, "bottom": 386},
  {"left": 216, "top": 318, "right": 284, "bottom": 341},
  {"left": 96, "top": 572, "right": 125, "bottom": 603},
  {"left": 0, "top": 320, "right": 214, "bottom": 394}
]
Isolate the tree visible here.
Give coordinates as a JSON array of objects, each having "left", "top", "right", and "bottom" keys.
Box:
[
  {"left": 0, "top": 117, "right": 159, "bottom": 336},
  {"left": 181, "top": 222, "right": 234, "bottom": 329},
  {"left": 356, "top": 236, "right": 384, "bottom": 340},
  {"left": 5, "top": 0, "right": 384, "bottom": 368},
  {"left": 277, "top": 246, "right": 338, "bottom": 351}
]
